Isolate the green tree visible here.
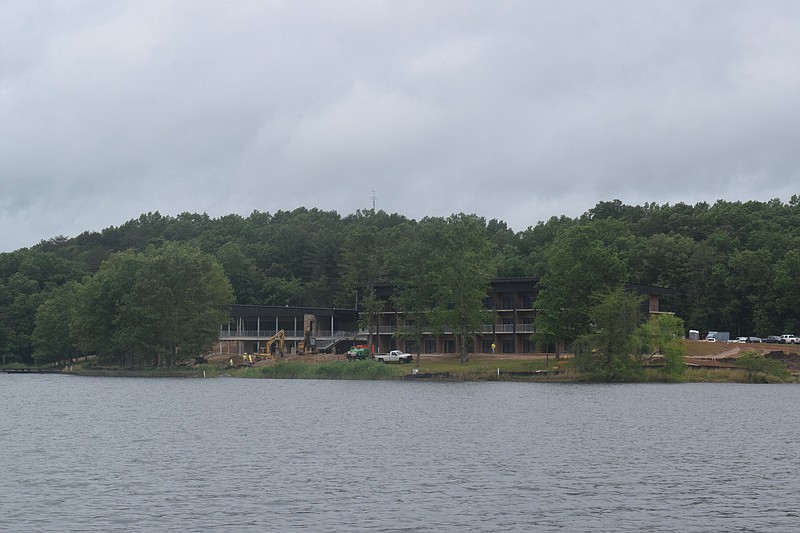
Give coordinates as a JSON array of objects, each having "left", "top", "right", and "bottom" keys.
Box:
[
  {"left": 72, "top": 250, "right": 141, "bottom": 365},
  {"left": 722, "top": 249, "right": 774, "bottom": 336},
  {"left": 518, "top": 215, "right": 575, "bottom": 278},
  {"left": 342, "top": 210, "right": 403, "bottom": 352},
  {"left": 73, "top": 243, "right": 234, "bottom": 366},
  {"left": 633, "top": 313, "right": 686, "bottom": 376},
  {"left": 398, "top": 215, "right": 496, "bottom": 363},
  {"left": 487, "top": 219, "right": 527, "bottom": 277},
  {"left": 120, "top": 243, "right": 234, "bottom": 365},
  {"left": 574, "top": 287, "right": 645, "bottom": 380},
  {"left": 215, "top": 241, "right": 264, "bottom": 304},
  {"left": 1, "top": 272, "right": 51, "bottom": 364},
  {"left": 628, "top": 233, "right": 693, "bottom": 288},
  {"left": 32, "top": 282, "right": 81, "bottom": 366},
  {"left": 771, "top": 249, "right": 800, "bottom": 333},
  {"left": 535, "top": 224, "right": 626, "bottom": 358},
  {"left": 391, "top": 223, "right": 436, "bottom": 364}
]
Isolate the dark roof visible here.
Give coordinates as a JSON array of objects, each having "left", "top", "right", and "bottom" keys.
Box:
[
  {"left": 623, "top": 283, "right": 676, "bottom": 296},
  {"left": 230, "top": 304, "right": 358, "bottom": 318},
  {"left": 489, "top": 277, "right": 539, "bottom": 292}
]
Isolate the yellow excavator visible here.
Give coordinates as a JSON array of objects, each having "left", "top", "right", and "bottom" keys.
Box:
[{"left": 258, "top": 330, "right": 285, "bottom": 360}]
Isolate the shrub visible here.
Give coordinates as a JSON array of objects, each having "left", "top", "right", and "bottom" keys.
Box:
[{"left": 736, "top": 351, "right": 790, "bottom": 381}]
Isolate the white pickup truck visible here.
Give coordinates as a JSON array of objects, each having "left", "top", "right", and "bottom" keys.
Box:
[{"left": 373, "top": 350, "right": 413, "bottom": 364}]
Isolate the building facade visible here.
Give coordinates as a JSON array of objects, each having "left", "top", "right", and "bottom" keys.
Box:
[
  {"left": 365, "top": 277, "right": 674, "bottom": 355},
  {"left": 366, "top": 278, "right": 539, "bottom": 355},
  {"left": 216, "top": 305, "right": 360, "bottom": 356},
  {"left": 218, "top": 278, "right": 674, "bottom": 356}
]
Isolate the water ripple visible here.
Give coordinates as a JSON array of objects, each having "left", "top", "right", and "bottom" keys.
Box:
[{"left": 2, "top": 377, "right": 799, "bottom": 531}]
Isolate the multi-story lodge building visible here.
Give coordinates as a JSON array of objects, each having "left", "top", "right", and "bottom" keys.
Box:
[
  {"left": 216, "top": 305, "right": 361, "bottom": 357},
  {"left": 216, "top": 277, "right": 674, "bottom": 357}
]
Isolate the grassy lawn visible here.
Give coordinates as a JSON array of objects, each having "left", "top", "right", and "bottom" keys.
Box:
[{"left": 410, "top": 353, "right": 570, "bottom": 375}]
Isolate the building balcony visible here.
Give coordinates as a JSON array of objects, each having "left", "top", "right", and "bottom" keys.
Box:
[
  {"left": 352, "top": 322, "right": 538, "bottom": 338},
  {"left": 220, "top": 329, "right": 355, "bottom": 340}
]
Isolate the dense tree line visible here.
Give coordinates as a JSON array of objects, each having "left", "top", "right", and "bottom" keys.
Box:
[
  {"left": 1, "top": 198, "right": 799, "bottom": 365},
  {"left": 28, "top": 243, "right": 234, "bottom": 367}
]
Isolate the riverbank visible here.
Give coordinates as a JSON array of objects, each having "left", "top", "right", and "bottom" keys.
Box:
[{"left": 5, "top": 342, "right": 797, "bottom": 383}]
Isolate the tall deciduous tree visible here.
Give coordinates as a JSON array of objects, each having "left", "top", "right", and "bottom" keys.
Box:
[
  {"left": 396, "top": 215, "right": 496, "bottom": 363},
  {"left": 391, "top": 223, "right": 435, "bottom": 364},
  {"left": 73, "top": 243, "right": 234, "bottom": 366},
  {"left": 534, "top": 225, "right": 626, "bottom": 357},
  {"left": 574, "top": 287, "right": 645, "bottom": 380},
  {"left": 342, "top": 210, "right": 402, "bottom": 353},
  {"left": 633, "top": 313, "right": 686, "bottom": 376},
  {"left": 72, "top": 250, "right": 142, "bottom": 365},
  {"left": 32, "top": 281, "right": 81, "bottom": 365},
  {"left": 773, "top": 249, "right": 800, "bottom": 333}
]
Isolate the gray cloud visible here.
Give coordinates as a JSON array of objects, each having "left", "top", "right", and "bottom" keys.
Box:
[{"left": 2, "top": 1, "right": 799, "bottom": 251}]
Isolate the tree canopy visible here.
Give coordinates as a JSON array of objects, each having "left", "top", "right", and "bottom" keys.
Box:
[
  {"left": 392, "top": 214, "right": 497, "bottom": 363},
  {"left": 2, "top": 197, "right": 800, "bottom": 365},
  {"left": 60, "top": 243, "right": 233, "bottom": 366}
]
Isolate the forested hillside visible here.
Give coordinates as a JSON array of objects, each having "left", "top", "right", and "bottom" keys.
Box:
[{"left": 1, "top": 198, "right": 799, "bottom": 365}]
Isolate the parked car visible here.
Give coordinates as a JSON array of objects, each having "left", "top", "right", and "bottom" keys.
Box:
[
  {"left": 733, "top": 337, "right": 748, "bottom": 343},
  {"left": 765, "top": 335, "right": 782, "bottom": 343},
  {"left": 373, "top": 350, "right": 414, "bottom": 363},
  {"left": 746, "top": 336, "right": 762, "bottom": 343},
  {"left": 779, "top": 334, "right": 799, "bottom": 344}
]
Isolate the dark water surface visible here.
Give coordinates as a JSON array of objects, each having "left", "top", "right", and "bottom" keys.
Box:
[{"left": 1, "top": 375, "right": 798, "bottom": 532}]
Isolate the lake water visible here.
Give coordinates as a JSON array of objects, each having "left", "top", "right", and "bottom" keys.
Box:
[{"left": 1, "top": 374, "right": 799, "bottom": 532}]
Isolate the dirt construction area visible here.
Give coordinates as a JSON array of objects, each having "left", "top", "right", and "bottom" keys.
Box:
[
  {"left": 204, "top": 340, "right": 800, "bottom": 371},
  {"left": 684, "top": 341, "right": 800, "bottom": 372}
]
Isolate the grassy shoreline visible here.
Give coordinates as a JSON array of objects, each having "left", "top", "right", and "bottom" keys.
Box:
[
  {"left": 7, "top": 359, "right": 793, "bottom": 385},
  {"left": 5, "top": 342, "right": 796, "bottom": 383}
]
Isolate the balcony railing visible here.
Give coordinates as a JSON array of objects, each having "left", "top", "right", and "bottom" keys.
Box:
[
  {"left": 271, "top": 322, "right": 538, "bottom": 340},
  {"left": 220, "top": 329, "right": 355, "bottom": 339},
  {"left": 485, "top": 323, "right": 536, "bottom": 334}
]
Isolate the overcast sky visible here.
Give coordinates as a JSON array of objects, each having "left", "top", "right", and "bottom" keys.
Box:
[{"left": 2, "top": 1, "right": 799, "bottom": 252}]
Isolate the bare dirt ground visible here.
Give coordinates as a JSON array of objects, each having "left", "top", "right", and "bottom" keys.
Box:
[
  {"left": 206, "top": 341, "right": 800, "bottom": 371},
  {"left": 764, "top": 350, "right": 800, "bottom": 371},
  {"left": 687, "top": 341, "right": 800, "bottom": 372}
]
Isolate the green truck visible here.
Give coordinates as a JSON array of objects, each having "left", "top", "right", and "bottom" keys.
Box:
[{"left": 345, "top": 347, "right": 371, "bottom": 361}]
